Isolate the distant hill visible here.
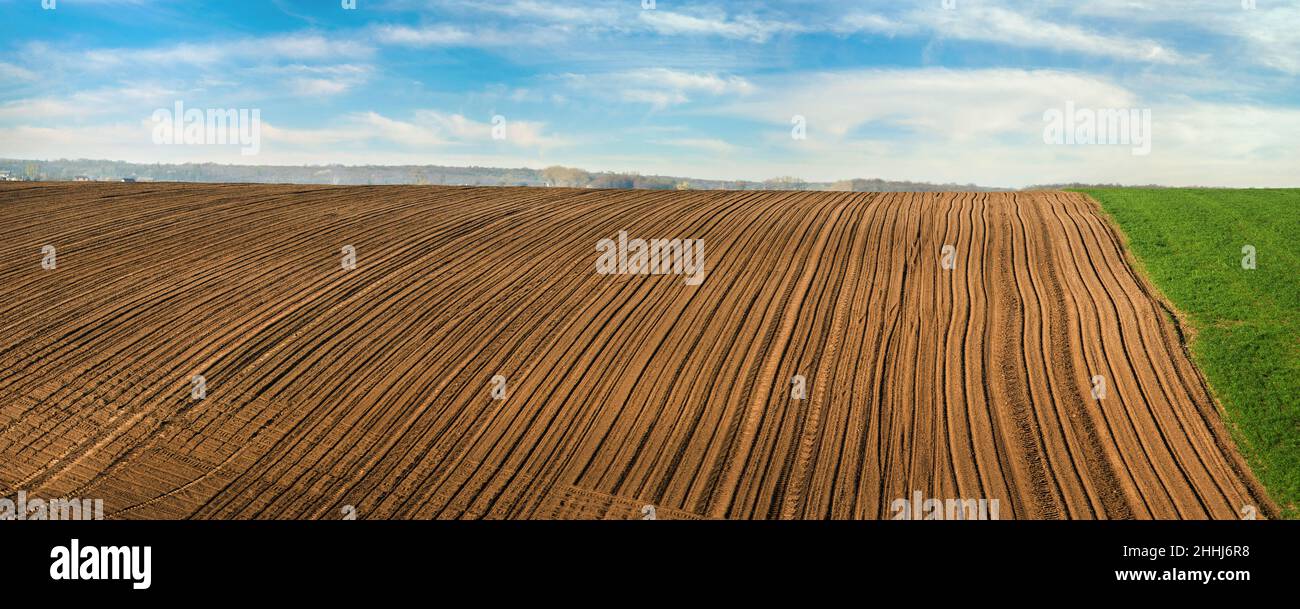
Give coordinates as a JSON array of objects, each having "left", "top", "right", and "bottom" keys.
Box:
[{"left": 1, "top": 159, "right": 1012, "bottom": 192}]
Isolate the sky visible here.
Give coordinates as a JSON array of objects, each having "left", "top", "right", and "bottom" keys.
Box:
[{"left": 1, "top": 0, "right": 1298, "bottom": 187}]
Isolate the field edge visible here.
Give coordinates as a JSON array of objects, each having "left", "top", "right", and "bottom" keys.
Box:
[{"left": 1075, "top": 189, "right": 1286, "bottom": 519}]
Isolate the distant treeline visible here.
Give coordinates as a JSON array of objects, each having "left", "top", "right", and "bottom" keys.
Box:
[
  {"left": 1, "top": 159, "right": 1011, "bottom": 192},
  {"left": 1024, "top": 183, "right": 1209, "bottom": 190}
]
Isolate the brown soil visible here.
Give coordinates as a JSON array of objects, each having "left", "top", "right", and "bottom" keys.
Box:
[{"left": 0, "top": 183, "right": 1275, "bottom": 519}]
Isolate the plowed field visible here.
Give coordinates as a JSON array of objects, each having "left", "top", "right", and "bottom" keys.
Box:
[{"left": 0, "top": 183, "right": 1275, "bottom": 519}]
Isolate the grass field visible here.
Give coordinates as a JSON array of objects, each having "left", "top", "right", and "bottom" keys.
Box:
[{"left": 1079, "top": 188, "right": 1300, "bottom": 518}]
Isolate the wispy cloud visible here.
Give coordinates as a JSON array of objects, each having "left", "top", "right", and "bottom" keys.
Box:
[
  {"left": 446, "top": 0, "right": 619, "bottom": 24},
  {"left": 372, "top": 23, "right": 568, "bottom": 48},
  {"left": 563, "top": 68, "right": 754, "bottom": 108},
  {"left": 655, "top": 137, "right": 738, "bottom": 155},
  {"left": 0, "top": 61, "right": 38, "bottom": 81},
  {"left": 347, "top": 110, "right": 569, "bottom": 151},
  {"left": 1043, "top": 0, "right": 1297, "bottom": 73},
  {"left": 719, "top": 68, "right": 1137, "bottom": 140},
  {"left": 0, "top": 84, "right": 181, "bottom": 121},
  {"left": 278, "top": 64, "right": 372, "bottom": 97},
  {"left": 696, "top": 67, "right": 1300, "bottom": 186},
  {"left": 3, "top": 0, "right": 1298, "bottom": 186},
  {"left": 638, "top": 9, "right": 799, "bottom": 43},
  {"left": 836, "top": 6, "right": 1190, "bottom": 65},
  {"left": 76, "top": 33, "right": 374, "bottom": 68}
]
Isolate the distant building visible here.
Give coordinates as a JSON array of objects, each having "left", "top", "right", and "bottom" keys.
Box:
[
  {"left": 74, "top": 175, "right": 92, "bottom": 182},
  {"left": 120, "top": 177, "right": 137, "bottom": 183}
]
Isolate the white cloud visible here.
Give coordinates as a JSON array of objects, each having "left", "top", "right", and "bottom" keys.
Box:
[
  {"left": 275, "top": 110, "right": 571, "bottom": 151},
  {"left": 373, "top": 23, "right": 567, "bottom": 48},
  {"left": 563, "top": 68, "right": 754, "bottom": 108},
  {"left": 832, "top": 5, "right": 1190, "bottom": 65},
  {"left": 351, "top": 112, "right": 448, "bottom": 148},
  {"left": 0, "top": 62, "right": 38, "bottom": 81},
  {"left": 0, "top": 123, "right": 566, "bottom": 168},
  {"left": 0, "top": 123, "right": 150, "bottom": 155},
  {"left": 78, "top": 33, "right": 373, "bottom": 68},
  {"left": 277, "top": 64, "right": 371, "bottom": 97},
  {"left": 696, "top": 67, "right": 1300, "bottom": 187},
  {"left": 627, "top": 3, "right": 1189, "bottom": 64},
  {"left": 374, "top": 24, "right": 475, "bottom": 46},
  {"left": 642, "top": 69, "right": 755, "bottom": 96},
  {"left": 449, "top": 0, "right": 618, "bottom": 24},
  {"left": 412, "top": 110, "right": 565, "bottom": 149},
  {"left": 930, "top": 6, "right": 1189, "bottom": 64},
  {"left": 1, "top": 108, "right": 572, "bottom": 164},
  {"left": 1047, "top": 0, "right": 1299, "bottom": 73},
  {"left": 656, "top": 138, "right": 737, "bottom": 155},
  {"left": 6, "top": 1, "right": 1297, "bottom": 187},
  {"left": 291, "top": 78, "right": 353, "bottom": 96},
  {"left": 638, "top": 10, "right": 799, "bottom": 43},
  {"left": 833, "top": 13, "right": 915, "bottom": 37},
  {"left": 0, "top": 84, "right": 181, "bottom": 121},
  {"left": 0, "top": 98, "right": 80, "bottom": 121},
  {"left": 721, "top": 68, "right": 1137, "bottom": 140}
]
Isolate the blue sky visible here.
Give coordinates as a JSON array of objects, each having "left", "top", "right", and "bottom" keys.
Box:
[{"left": 1, "top": 0, "right": 1298, "bottom": 187}]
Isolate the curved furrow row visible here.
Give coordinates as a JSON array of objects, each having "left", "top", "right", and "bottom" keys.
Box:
[{"left": 0, "top": 184, "right": 1277, "bottom": 520}]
